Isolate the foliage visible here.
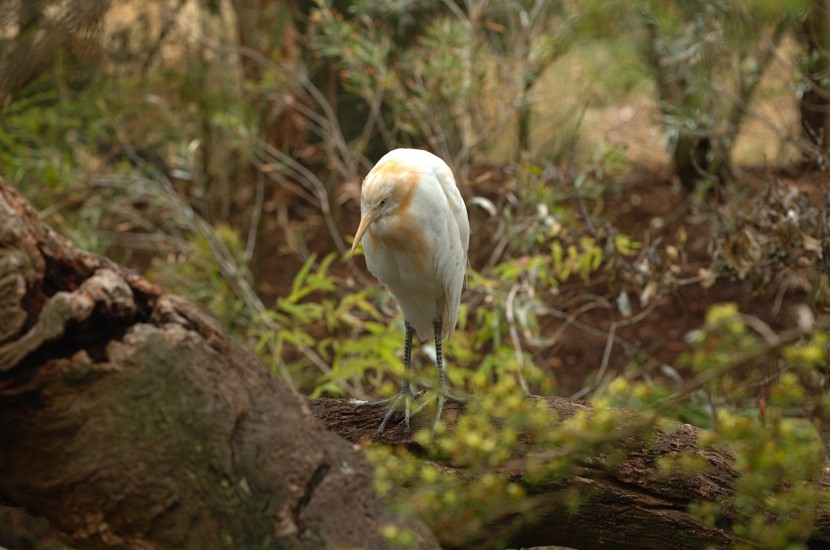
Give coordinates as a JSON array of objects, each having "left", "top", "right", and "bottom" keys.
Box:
[
  {"left": 253, "top": 253, "right": 405, "bottom": 397},
  {"left": 371, "top": 300, "right": 830, "bottom": 548},
  {"left": 708, "top": 181, "right": 829, "bottom": 301},
  {"left": 149, "top": 224, "right": 254, "bottom": 335},
  {"left": 632, "top": 0, "right": 805, "bottom": 186},
  {"left": 371, "top": 375, "right": 579, "bottom": 547},
  {"left": 684, "top": 305, "right": 829, "bottom": 548},
  {"left": 308, "top": 0, "right": 583, "bottom": 164}
]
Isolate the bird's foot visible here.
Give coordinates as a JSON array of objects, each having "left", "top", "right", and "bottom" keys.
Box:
[
  {"left": 441, "top": 393, "right": 466, "bottom": 405},
  {"left": 409, "top": 390, "right": 466, "bottom": 442},
  {"left": 357, "top": 387, "right": 425, "bottom": 435},
  {"left": 411, "top": 390, "right": 465, "bottom": 415}
]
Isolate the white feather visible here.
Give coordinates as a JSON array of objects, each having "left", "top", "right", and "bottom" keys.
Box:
[{"left": 359, "top": 149, "right": 469, "bottom": 342}]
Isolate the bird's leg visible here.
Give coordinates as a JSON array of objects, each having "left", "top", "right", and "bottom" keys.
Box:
[
  {"left": 401, "top": 319, "right": 415, "bottom": 397},
  {"left": 431, "top": 317, "right": 465, "bottom": 438},
  {"left": 373, "top": 321, "right": 424, "bottom": 435}
]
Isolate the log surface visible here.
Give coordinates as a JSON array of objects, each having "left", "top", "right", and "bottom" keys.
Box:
[{"left": 309, "top": 395, "right": 830, "bottom": 549}]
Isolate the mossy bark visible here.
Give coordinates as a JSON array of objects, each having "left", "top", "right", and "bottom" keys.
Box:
[{"left": 0, "top": 181, "right": 435, "bottom": 549}]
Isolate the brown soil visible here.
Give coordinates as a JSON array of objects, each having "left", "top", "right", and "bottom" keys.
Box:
[
  {"left": 542, "top": 166, "right": 824, "bottom": 396},
  {"left": 251, "top": 161, "right": 826, "bottom": 399}
]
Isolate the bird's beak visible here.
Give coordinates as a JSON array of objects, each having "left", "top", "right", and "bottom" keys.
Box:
[{"left": 351, "top": 208, "right": 378, "bottom": 254}]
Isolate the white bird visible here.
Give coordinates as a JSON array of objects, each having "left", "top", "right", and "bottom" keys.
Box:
[{"left": 351, "top": 148, "right": 470, "bottom": 435}]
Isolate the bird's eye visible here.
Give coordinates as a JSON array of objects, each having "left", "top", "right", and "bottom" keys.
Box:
[{"left": 379, "top": 199, "right": 387, "bottom": 206}]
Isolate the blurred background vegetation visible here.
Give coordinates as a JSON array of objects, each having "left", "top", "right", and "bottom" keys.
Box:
[{"left": 3, "top": 0, "right": 830, "bottom": 547}]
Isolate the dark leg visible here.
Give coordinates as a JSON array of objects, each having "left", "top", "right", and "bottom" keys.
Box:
[
  {"left": 401, "top": 320, "right": 414, "bottom": 396},
  {"left": 431, "top": 317, "right": 465, "bottom": 438},
  {"left": 373, "top": 321, "right": 423, "bottom": 435},
  {"left": 432, "top": 317, "right": 450, "bottom": 437}
]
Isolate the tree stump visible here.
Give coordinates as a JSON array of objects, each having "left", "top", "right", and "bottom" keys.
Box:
[{"left": 0, "top": 181, "right": 436, "bottom": 549}]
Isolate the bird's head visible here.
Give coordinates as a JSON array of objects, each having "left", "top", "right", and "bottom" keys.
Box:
[{"left": 351, "top": 159, "right": 416, "bottom": 253}]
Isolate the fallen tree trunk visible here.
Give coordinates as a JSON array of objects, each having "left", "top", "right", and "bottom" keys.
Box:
[
  {"left": 3, "top": 178, "right": 830, "bottom": 549},
  {"left": 310, "top": 397, "right": 830, "bottom": 549},
  {"left": 0, "top": 181, "right": 436, "bottom": 549},
  {"left": 315, "top": 399, "right": 735, "bottom": 549}
]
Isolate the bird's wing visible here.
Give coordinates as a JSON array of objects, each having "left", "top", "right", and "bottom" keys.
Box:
[{"left": 432, "top": 161, "right": 470, "bottom": 339}]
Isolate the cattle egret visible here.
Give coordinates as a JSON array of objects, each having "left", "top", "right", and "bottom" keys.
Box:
[{"left": 351, "top": 148, "right": 470, "bottom": 435}]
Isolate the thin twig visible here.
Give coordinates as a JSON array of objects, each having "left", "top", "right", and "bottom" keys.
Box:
[
  {"left": 565, "top": 102, "right": 596, "bottom": 236},
  {"left": 245, "top": 170, "right": 265, "bottom": 262},
  {"left": 505, "top": 282, "right": 531, "bottom": 395},
  {"left": 571, "top": 320, "right": 617, "bottom": 400},
  {"left": 141, "top": 0, "right": 188, "bottom": 74}
]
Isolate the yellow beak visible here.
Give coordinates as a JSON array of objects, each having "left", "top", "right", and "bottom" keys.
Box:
[{"left": 351, "top": 208, "right": 379, "bottom": 254}]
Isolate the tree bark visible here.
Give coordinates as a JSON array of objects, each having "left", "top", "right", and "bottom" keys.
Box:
[
  {"left": 310, "top": 397, "right": 830, "bottom": 550},
  {"left": 0, "top": 0, "right": 111, "bottom": 106},
  {"left": 0, "top": 181, "right": 436, "bottom": 549},
  {"left": 798, "top": 0, "right": 830, "bottom": 168}
]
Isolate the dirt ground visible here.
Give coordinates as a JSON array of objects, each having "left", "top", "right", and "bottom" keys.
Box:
[
  {"left": 251, "top": 158, "right": 825, "bottom": 399},
  {"left": 541, "top": 167, "right": 819, "bottom": 395}
]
